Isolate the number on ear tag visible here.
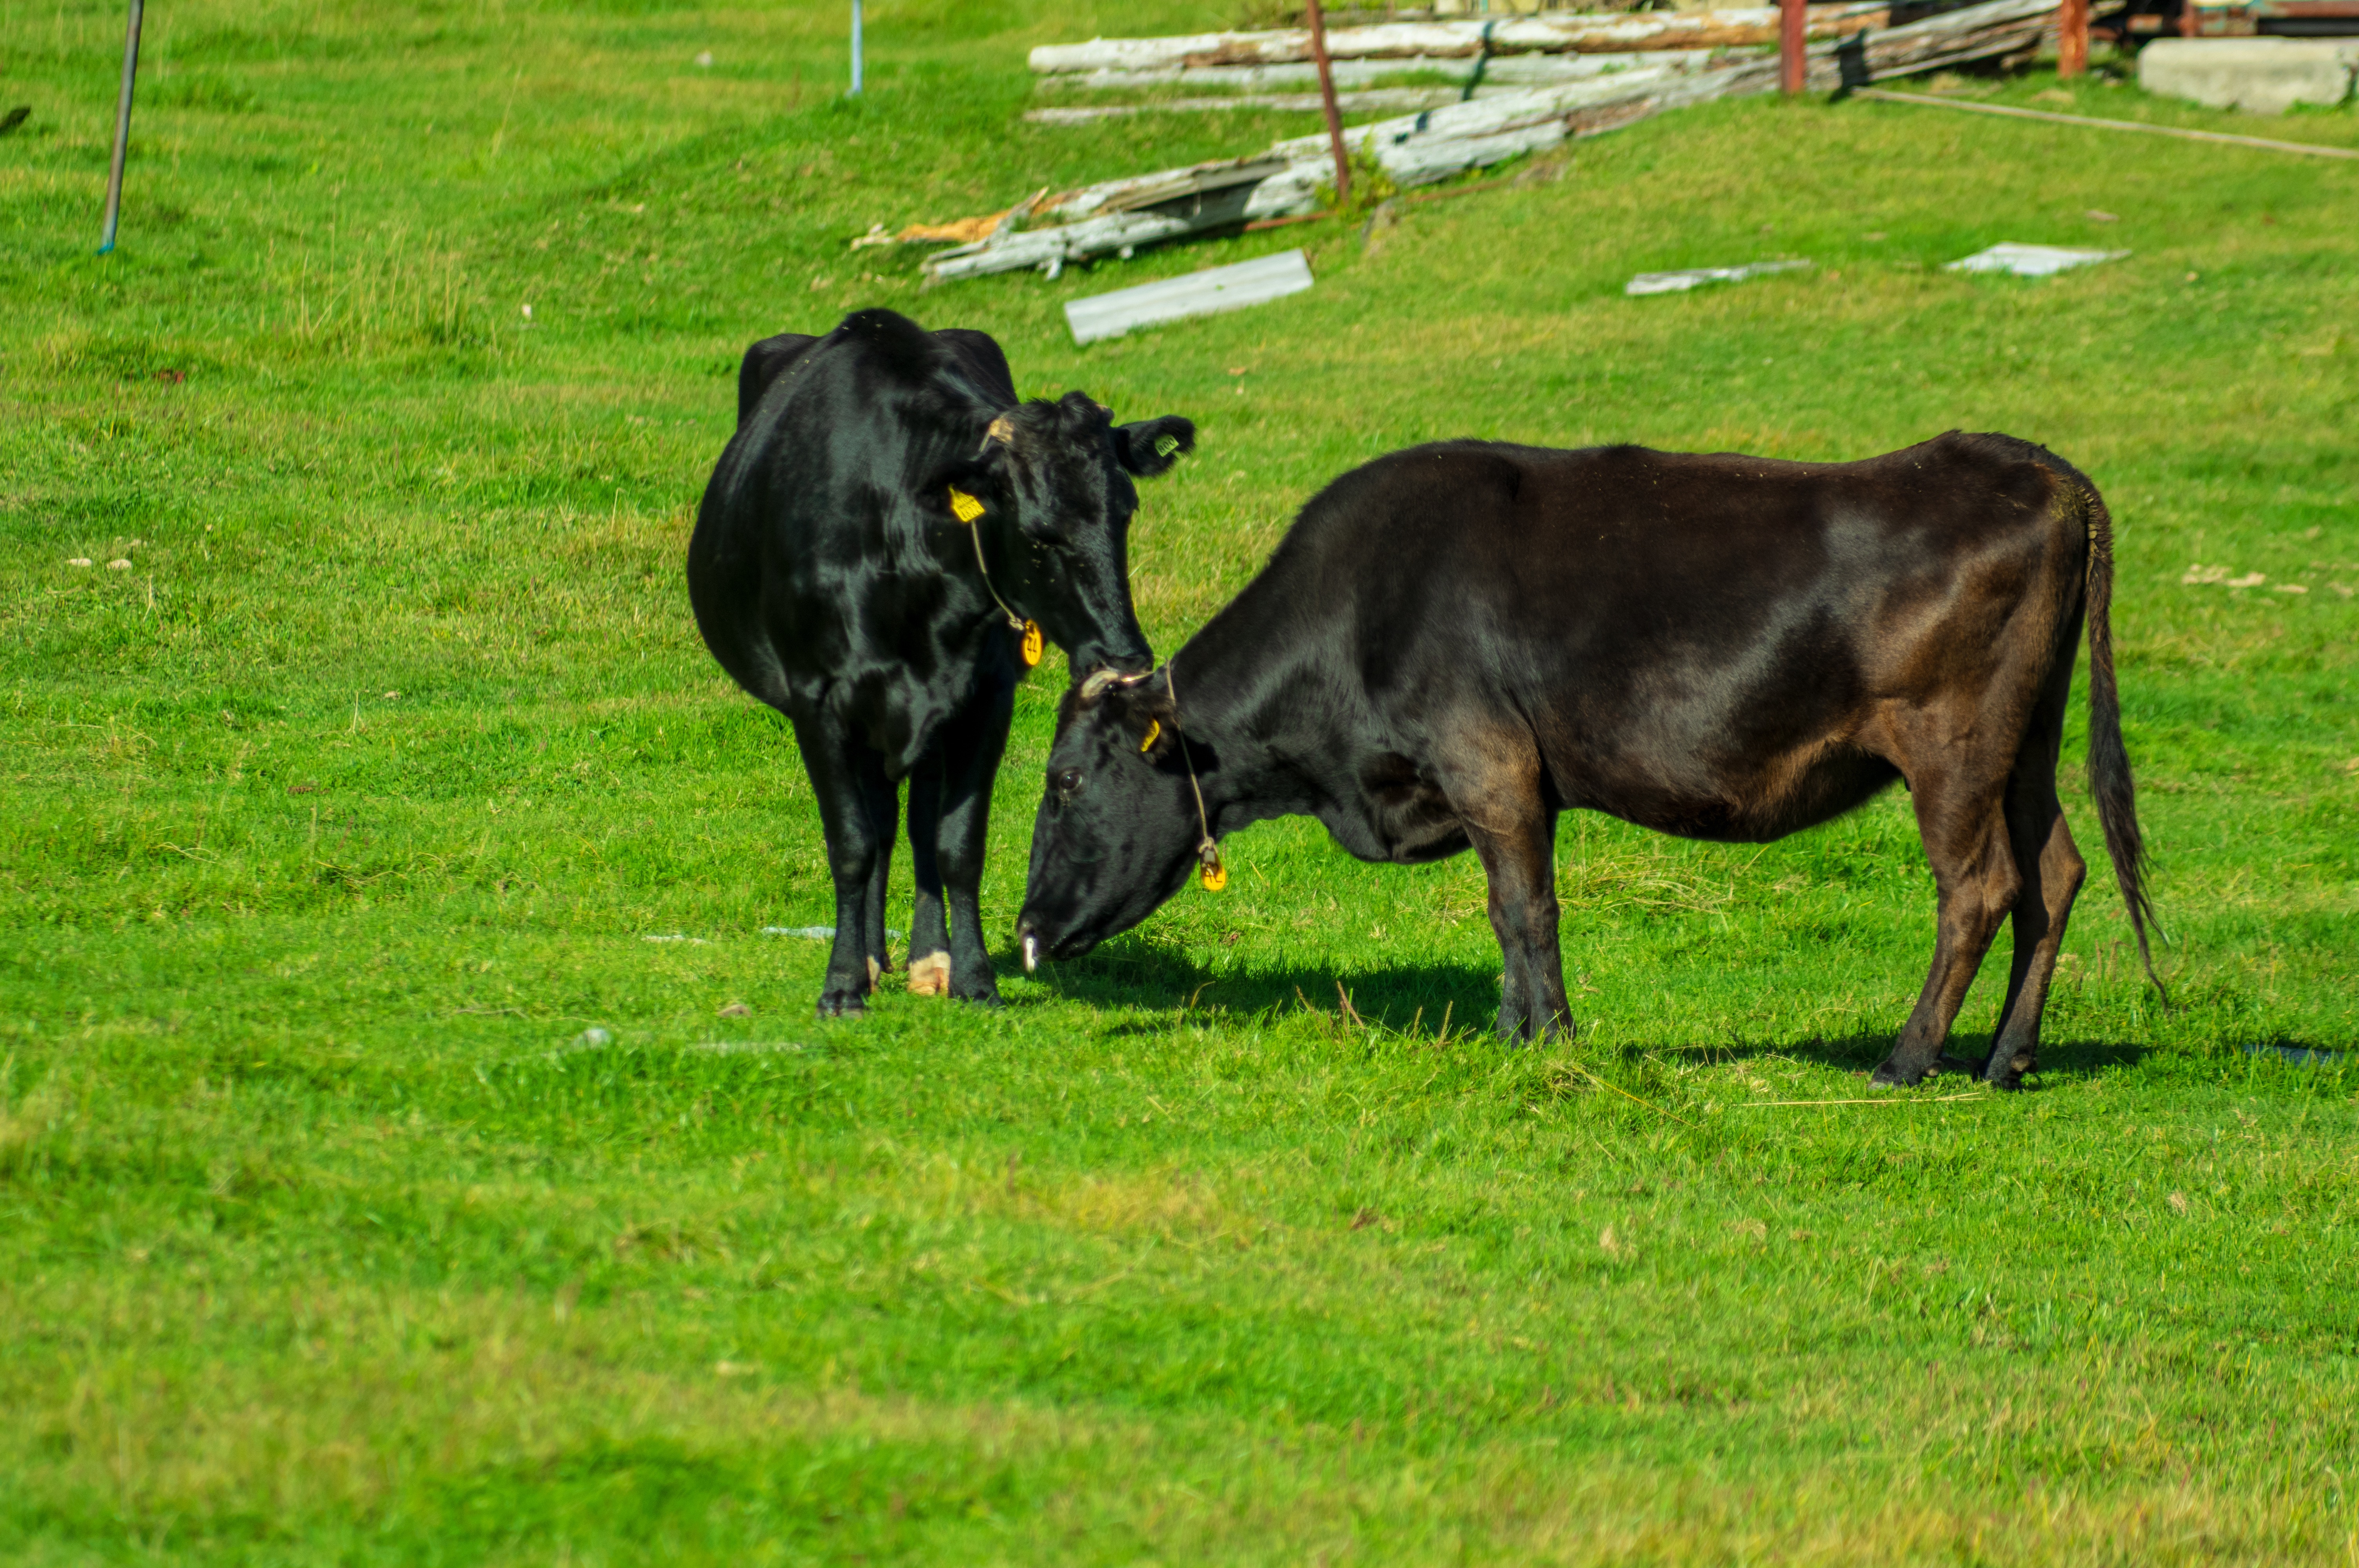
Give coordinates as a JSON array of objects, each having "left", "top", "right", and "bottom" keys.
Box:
[
  {"left": 1199, "top": 848, "right": 1227, "bottom": 893},
  {"left": 1020, "top": 621, "right": 1043, "bottom": 667},
  {"left": 1140, "top": 719, "right": 1160, "bottom": 753},
  {"left": 1154, "top": 434, "right": 1180, "bottom": 459},
  {"left": 947, "top": 486, "right": 985, "bottom": 524}
]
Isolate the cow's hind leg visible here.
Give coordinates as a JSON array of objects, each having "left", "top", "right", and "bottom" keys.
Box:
[
  {"left": 1984, "top": 751, "right": 2087, "bottom": 1089},
  {"left": 1448, "top": 746, "right": 1568, "bottom": 1045},
  {"left": 794, "top": 719, "right": 894, "bottom": 1017},
  {"left": 1872, "top": 773, "right": 2021, "bottom": 1087},
  {"left": 903, "top": 755, "right": 953, "bottom": 997},
  {"left": 930, "top": 678, "right": 1015, "bottom": 1005}
]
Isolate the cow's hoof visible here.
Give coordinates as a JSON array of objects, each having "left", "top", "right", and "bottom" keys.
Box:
[
  {"left": 953, "top": 982, "right": 1004, "bottom": 1007},
  {"left": 1982, "top": 1049, "right": 2035, "bottom": 1091},
  {"left": 815, "top": 990, "right": 869, "bottom": 1018},
  {"left": 1868, "top": 1058, "right": 1925, "bottom": 1089}
]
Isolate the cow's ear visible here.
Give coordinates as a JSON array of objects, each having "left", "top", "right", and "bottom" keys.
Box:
[
  {"left": 927, "top": 437, "right": 1005, "bottom": 514},
  {"left": 1112, "top": 416, "right": 1195, "bottom": 479},
  {"left": 1117, "top": 682, "right": 1180, "bottom": 763},
  {"left": 1081, "top": 671, "right": 1180, "bottom": 762}
]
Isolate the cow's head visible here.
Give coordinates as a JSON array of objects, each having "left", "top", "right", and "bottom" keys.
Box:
[
  {"left": 943, "top": 392, "right": 1192, "bottom": 679},
  {"left": 1016, "top": 669, "right": 1208, "bottom": 971}
]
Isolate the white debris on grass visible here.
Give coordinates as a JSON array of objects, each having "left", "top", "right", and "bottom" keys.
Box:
[
  {"left": 1944, "top": 242, "right": 2130, "bottom": 278},
  {"left": 642, "top": 933, "right": 711, "bottom": 944},
  {"left": 1066, "top": 250, "right": 1315, "bottom": 345},
  {"left": 2182, "top": 564, "right": 2267, "bottom": 587},
  {"left": 574, "top": 1026, "right": 613, "bottom": 1048},
  {"left": 1625, "top": 258, "right": 1809, "bottom": 296},
  {"left": 760, "top": 926, "right": 904, "bottom": 940}
]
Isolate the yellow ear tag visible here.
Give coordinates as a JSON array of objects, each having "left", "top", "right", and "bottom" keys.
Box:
[
  {"left": 1140, "top": 719, "right": 1160, "bottom": 753},
  {"left": 1020, "top": 620, "right": 1043, "bottom": 667},
  {"left": 1199, "top": 849, "right": 1228, "bottom": 893},
  {"left": 947, "top": 486, "right": 985, "bottom": 524}
]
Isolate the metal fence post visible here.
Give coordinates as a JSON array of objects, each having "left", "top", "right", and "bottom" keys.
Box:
[
  {"left": 849, "top": 0, "right": 863, "bottom": 94},
  {"left": 2059, "top": 0, "right": 2089, "bottom": 76},
  {"left": 1780, "top": 0, "right": 1808, "bottom": 94},
  {"left": 98, "top": 0, "right": 144, "bottom": 254},
  {"left": 1305, "top": 0, "right": 1350, "bottom": 205}
]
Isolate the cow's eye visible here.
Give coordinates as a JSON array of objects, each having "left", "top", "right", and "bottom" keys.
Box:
[{"left": 1053, "top": 768, "right": 1083, "bottom": 797}]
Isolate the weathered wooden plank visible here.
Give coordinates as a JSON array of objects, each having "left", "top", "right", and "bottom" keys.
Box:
[
  {"left": 1064, "top": 250, "right": 1316, "bottom": 344},
  {"left": 1028, "top": 4, "right": 1887, "bottom": 73},
  {"left": 1031, "top": 49, "right": 1741, "bottom": 94},
  {"left": 1024, "top": 90, "right": 1466, "bottom": 123}
]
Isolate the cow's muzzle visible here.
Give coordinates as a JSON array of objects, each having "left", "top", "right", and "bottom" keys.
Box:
[
  {"left": 1075, "top": 646, "right": 1154, "bottom": 684},
  {"left": 1015, "top": 917, "right": 1094, "bottom": 971}
]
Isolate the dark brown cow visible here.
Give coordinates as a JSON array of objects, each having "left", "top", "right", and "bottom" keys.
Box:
[{"left": 1014, "top": 432, "right": 2163, "bottom": 1089}]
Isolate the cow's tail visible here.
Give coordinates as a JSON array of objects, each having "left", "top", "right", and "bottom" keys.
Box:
[{"left": 2077, "top": 479, "right": 2167, "bottom": 1002}]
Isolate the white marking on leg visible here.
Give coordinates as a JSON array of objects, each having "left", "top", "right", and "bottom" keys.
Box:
[{"left": 907, "top": 950, "right": 952, "bottom": 997}]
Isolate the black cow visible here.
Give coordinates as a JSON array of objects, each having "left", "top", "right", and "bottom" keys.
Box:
[
  {"left": 689, "top": 309, "right": 1193, "bottom": 1016},
  {"left": 1015, "top": 432, "right": 2163, "bottom": 1090}
]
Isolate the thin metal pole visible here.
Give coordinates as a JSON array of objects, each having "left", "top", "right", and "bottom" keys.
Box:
[
  {"left": 849, "top": 0, "right": 863, "bottom": 94},
  {"left": 1854, "top": 87, "right": 2359, "bottom": 159},
  {"left": 1779, "top": 0, "right": 1807, "bottom": 95},
  {"left": 1304, "top": 0, "right": 1349, "bottom": 205},
  {"left": 99, "top": 0, "right": 144, "bottom": 254}
]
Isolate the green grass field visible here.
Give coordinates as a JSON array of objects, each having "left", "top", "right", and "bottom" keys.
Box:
[{"left": 4, "top": 2, "right": 2357, "bottom": 1561}]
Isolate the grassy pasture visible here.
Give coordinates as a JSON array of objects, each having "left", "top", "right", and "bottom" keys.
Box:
[{"left": 4, "top": 1, "right": 2358, "bottom": 1561}]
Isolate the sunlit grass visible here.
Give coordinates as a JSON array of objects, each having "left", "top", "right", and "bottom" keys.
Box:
[{"left": 2, "top": 1, "right": 2356, "bottom": 1562}]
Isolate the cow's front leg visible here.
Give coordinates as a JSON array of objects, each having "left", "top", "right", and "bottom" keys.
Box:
[
  {"left": 903, "top": 756, "right": 953, "bottom": 997},
  {"left": 1452, "top": 755, "right": 1568, "bottom": 1045},
  {"left": 931, "top": 679, "right": 1016, "bottom": 1005},
  {"left": 794, "top": 720, "right": 893, "bottom": 1017}
]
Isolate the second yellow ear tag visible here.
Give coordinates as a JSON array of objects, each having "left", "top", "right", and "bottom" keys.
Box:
[
  {"left": 948, "top": 486, "right": 985, "bottom": 524},
  {"left": 1199, "top": 851, "right": 1228, "bottom": 893},
  {"left": 1140, "top": 719, "right": 1160, "bottom": 753},
  {"left": 1020, "top": 621, "right": 1043, "bottom": 666}
]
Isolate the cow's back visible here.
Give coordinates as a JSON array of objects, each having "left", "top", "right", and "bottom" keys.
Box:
[
  {"left": 689, "top": 312, "right": 1010, "bottom": 720},
  {"left": 1225, "top": 433, "right": 2082, "bottom": 842}
]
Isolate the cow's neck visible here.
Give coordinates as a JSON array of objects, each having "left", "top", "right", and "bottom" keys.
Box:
[{"left": 1165, "top": 618, "right": 1347, "bottom": 843}]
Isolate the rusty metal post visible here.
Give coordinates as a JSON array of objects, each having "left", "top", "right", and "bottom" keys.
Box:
[
  {"left": 2179, "top": 0, "right": 2202, "bottom": 35},
  {"left": 1305, "top": 0, "right": 1351, "bottom": 205},
  {"left": 2059, "top": 0, "right": 2089, "bottom": 75},
  {"left": 1779, "top": 0, "right": 1808, "bottom": 94}
]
